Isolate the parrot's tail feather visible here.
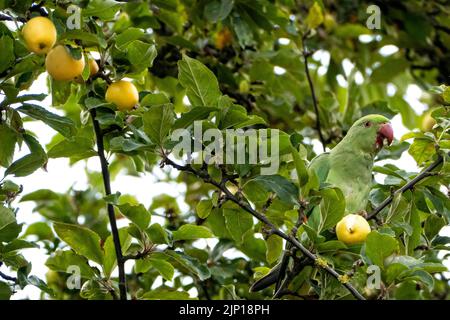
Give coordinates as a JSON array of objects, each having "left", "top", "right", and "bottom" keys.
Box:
[{"left": 249, "top": 263, "right": 281, "bottom": 292}]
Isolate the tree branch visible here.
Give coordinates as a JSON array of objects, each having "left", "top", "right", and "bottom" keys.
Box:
[
  {"left": 0, "top": 12, "right": 26, "bottom": 23},
  {"left": 0, "top": 262, "right": 17, "bottom": 283},
  {"left": 0, "top": 270, "right": 17, "bottom": 283},
  {"left": 89, "top": 109, "right": 127, "bottom": 300},
  {"left": 273, "top": 207, "right": 306, "bottom": 297},
  {"left": 162, "top": 155, "right": 366, "bottom": 300},
  {"left": 302, "top": 35, "right": 326, "bottom": 152},
  {"left": 368, "top": 152, "right": 448, "bottom": 220}
]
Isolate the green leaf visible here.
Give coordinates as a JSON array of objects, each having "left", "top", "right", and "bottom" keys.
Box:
[
  {"left": 172, "top": 224, "right": 213, "bottom": 241},
  {"left": 196, "top": 199, "right": 213, "bottom": 219},
  {"left": 142, "top": 104, "right": 175, "bottom": 146},
  {"left": 400, "top": 269, "right": 434, "bottom": 289},
  {"left": 218, "top": 104, "right": 266, "bottom": 129},
  {"left": 145, "top": 223, "right": 171, "bottom": 245},
  {"left": 142, "top": 289, "right": 194, "bottom": 300},
  {"left": 394, "top": 280, "right": 421, "bottom": 299},
  {"left": 316, "top": 240, "right": 348, "bottom": 253},
  {"left": 405, "top": 203, "right": 421, "bottom": 255},
  {"left": 115, "top": 28, "right": 144, "bottom": 49},
  {"left": 302, "top": 222, "right": 325, "bottom": 244},
  {"left": 148, "top": 258, "right": 174, "bottom": 281},
  {"left": 46, "top": 250, "right": 97, "bottom": 279},
  {"left": 53, "top": 222, "right": 104, "bottom": 265},
  {"left": 239, "top": 231, "right": 267, "bottom": 262},
  {"left": 206, "top": 208, "right": 231, "bottom": 238},
  {"left": 18, "top": 274, "right": 54, "bottom": 296},
  {"left": 376, "top": 141, "right": 410, "bottom": 161},
  {"left": 17, "top": 104, "right": 77, "bottom": 138},
  {"left": 134, "top": 256, "right": 175, "bottom": 281},
  {"left": 306, "top": 2, "right": 324, "bottom": 30},
  {"left": 0, "top": 36, "right": 14, "bottom": 74},
  {"left": 6, "top": 94, "right": 47, "bottom": 104},
  {"left": 360, "top": 101, "right": 396, "bottom": 119},
  {"left": 424, "top": 214, "right": 446, "bottom": 241},
  {"left": 371, "top": 58, "right": 409, "bottom": 83},
  {"left": 385, "top": 263, "right": 409, "bottom": 284},
  {"left": 0, "top": 206, "right": 21, "bottom": 242},
  {"left": 47, "top": 136, "right": 96, "bottom": 159},
  {"left": 442, "top": 86, "right": 450, "bottom": 104},
  {"left": 140, "top": 93, "right": 170, "bottom": 107},
  {"left": 290, "top": 143, "right": 308, "bottom": 188},
  {"left": 117, "top": 203, "right": 151, "bottom": 230},
  {"left": 0, "top": 282, "right": 12, "bottom": 300},
  {"left": 248, "top": 175, "right": 299, "bottom": 206},
  {"left": 223, "top": 208, "right": 253, "bottom": 244},
  {"left": 221, "top": 284, "right": 240, "bottom": 300},
  {"left": 204, "top": 0, "right": 234, "bottom": 23},
  {"left": 231, "top": 14, "right": 254, "bottom": 48},
  {"left": 20, "top": 189, "right": 59, "bottom": 202},
  {"left": 23, "top": 222, "right": 53, "bottom": 240},
  {"left": 127, "top": 40, "right": 157, "bottom": 70},
  {"left": 265, "top": 234, "right": 282, "bottom": 264},
  {"left": 5, "top": 134, "right": 47, "bottom": 177},
  {"left": 83, "top": 0, "right": 122, "bottom": 20},
  {"left": 178, "top": 55, "right": 221, "bottom": 107},
  {"left": 173, "top": 107, "right": 218, "bottom": 129},
  {"left": 110, "top": 136, "right": 149, "bottom": 152},
  {"left": 389, "top": 96, "right": 417, "bottom": 130},
  {"left": 0, "top": 124, "right": 17, "bottom": 168},
  {"left": 103, "top": 228, "right": 132, "bottom": 278},
  {"left": 60, "top": 30, "right": 107, "bottom": 48},
  {"left": 164, "top": 250, "right": 211, "bottom": 280},
  {"left": 408, "top": 139, "right": 435, "bottom": 165},
  {"left": 1, "top": 239, "right": 38, "bottom": 252},
  {"left": 79, "top": 279, "right": 111, "bottom": 300},
  {"left": 365, "top": 231, "right": 399, "bottom": 269}
]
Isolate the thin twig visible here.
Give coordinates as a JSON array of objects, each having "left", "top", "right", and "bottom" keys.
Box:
[
  {"left": 0, "top": 12, "right": 26, "bottom": 23},
  {"left": 302, "top": 34, "right": 326, "bottom": 152},
  {"left": 0, "top": 270, "right": 17, "bottom": 282},
  {"left": 90, "top": 109, "right": 127, "bottom": 300},
  {"left": 367, "top": 152, "right": 448, "bottom": 220},
  {"left": 162, "top": 155, "right": 366, "bottom": 300}
]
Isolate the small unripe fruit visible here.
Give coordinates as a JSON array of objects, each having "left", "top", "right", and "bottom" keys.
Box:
[
  {"left": 105, "top": 80, "right": 139, "bottom": 111},
  {"left": 88, "top": 59, "right": 99, "bottom": 76},
  {"left": 22, "top": 17, "right": 57, "bottom": 55},
  {"left": 74, "top": 59, "right": 99, "bottom": 83},
  {"left": 336, "top": 214, "right": 371, "bottom": 245},
  {"left": 45, "top": 270, "right": 60, "bottom": 286},
  {"left": 45, "top": 45, "right": 85, "bottom": 81},
  {"left": 421, "top": 112, "right": 436, "bottom": 132}
]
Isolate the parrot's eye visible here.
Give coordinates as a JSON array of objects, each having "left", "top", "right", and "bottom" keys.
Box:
[{"left": 364, "top": 121, "right": 371, "bottom": 127}]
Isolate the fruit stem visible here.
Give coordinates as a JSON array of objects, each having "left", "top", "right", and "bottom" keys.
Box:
[{"left": 90, "top": 108, "right": 127, "bottom": 300}]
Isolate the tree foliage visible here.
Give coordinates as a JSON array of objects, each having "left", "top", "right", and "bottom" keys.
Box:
[{"left": 0, "top": 0, "right": 449, "bottom": 300}]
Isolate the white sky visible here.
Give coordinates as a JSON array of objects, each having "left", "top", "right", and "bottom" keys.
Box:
[{"left": 1, "top": 48, "right": 449, "bottom": 299}]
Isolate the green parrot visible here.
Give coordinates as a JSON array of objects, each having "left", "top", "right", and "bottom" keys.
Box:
[{"left": 250, "top": 114, "right": 394, "bottom": 293}]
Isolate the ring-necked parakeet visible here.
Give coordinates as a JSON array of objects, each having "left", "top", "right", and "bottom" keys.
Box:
[{"left": 250, "top": 114, "right": 394, "bottom": 293}]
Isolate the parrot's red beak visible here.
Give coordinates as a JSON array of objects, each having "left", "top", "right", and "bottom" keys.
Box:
[{"left": 376, "top": 122, "right": 394, "bottom": 148}]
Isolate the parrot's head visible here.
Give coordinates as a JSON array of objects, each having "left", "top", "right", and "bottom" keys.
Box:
[{"left": 347, "top": 114, "right": 394, "bottom": 153}]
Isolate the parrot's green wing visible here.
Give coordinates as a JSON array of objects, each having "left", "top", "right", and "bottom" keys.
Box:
[{"left": 308, "top": 152, "right": 331, "bottom": 184}]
